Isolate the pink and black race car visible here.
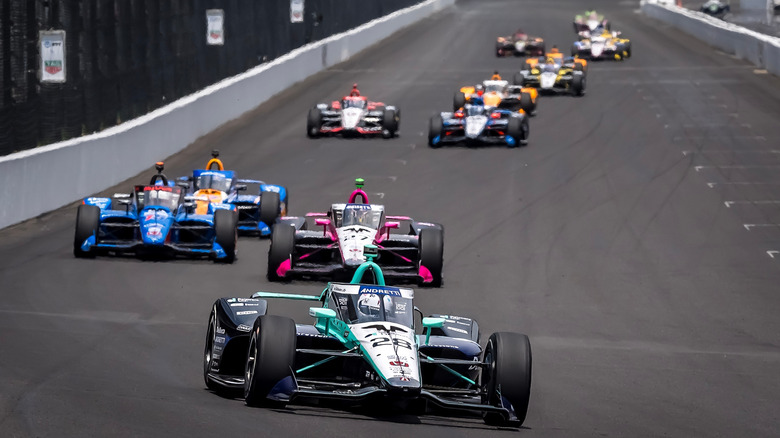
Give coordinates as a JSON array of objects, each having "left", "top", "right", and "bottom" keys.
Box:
[
  {"left": 266, "top": 179, "right": 443, "bottom": 287},
  {"left": 495, "top": 30, "right": 545, "bottom": 57},
  {"left": 306, "top": 84, "right": 400, "bottom": 138}
]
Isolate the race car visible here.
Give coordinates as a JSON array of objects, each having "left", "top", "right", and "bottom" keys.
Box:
[
  {"left": 700, "top": 0, "right": 730, "bottom": 18},
  {"left": 73, "top": 162, "right": 238, "bottom": 262},
  {"left": 514, "top": 52, "right": 587, "bottom": 96},
  {"left": 177, "top": 151, "right": 288, "bottom": 237},
  {"left": 203, "top": 254, "right": 533, "bottom": 427},
  {"left": 572, "top": 27, "right": 631, "bottom": 61},
  {"left": 429, "top": 96, "right": 530, "bottom": 148},
  {"left": 573, "top": 10, "right": 609, "bottom": 34},
  {"left": 267, "top": 179, "right": 444, "bottom": 287},
  {"left": 496, "top": 29, "right": 545, "bottom": 57},
  {"left": 307, "top": 84, "right": 400, "bottom": 138},
  {"left": 454, "top": 74, "right": 538, "bottom": 115}
]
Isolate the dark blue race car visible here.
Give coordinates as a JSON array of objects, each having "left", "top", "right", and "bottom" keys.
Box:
[
  {"left": 178, "top": 151, "right": 288, "bottom": 237},
  {"left": 73, "top": 163, "right": 238, "bottom": 263}
]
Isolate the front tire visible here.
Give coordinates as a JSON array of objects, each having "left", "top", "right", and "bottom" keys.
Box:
[
  {"left": 267, "top": 224, "right": 295, "bottom": 281},
  {"left": 214, "top": 209, "right": 237, "bottom": 263},
  {"left": 382, "top": 108, "right": 399, "bottom": 138},
  {"left": 418, "top": 228, "right": 443, "bottom": 287},
  {"left": 244, "top": 315, "right": 297, "bottom": 407},
  {"left": 306, "top": 108, "right": 322, "bottom": 138},
  {"left": 428, "top": 116, "right": 443, "bottom": 148},
  {"left": 507, "top": 117, "right": 529, "bottom": 147},
  {"left": 258, "top": 191, "right": 281, "bottom": 236},
  {"left": 74, "top": 204, "right": 100, "bottom": 258},
  {"left": 519, "top": 92, "right": 534, "bottom": 115},
  {"left": 482, "top": 332, "right": 532, "bottom": 427}
]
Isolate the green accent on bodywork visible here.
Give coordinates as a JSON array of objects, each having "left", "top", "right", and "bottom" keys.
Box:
[
  {"left": 350, "top": 260, "right": 385, "bottom": 285},
  {"left": 296, "top": 348, "right": 355, "bottom": 374},
  {"left": 422, "top": 317, "right": 446, "bottom": 345},
  {"left": 251, "top": 291, "right": 326, "bottom": 301},
  {"left": 355, "top": 178, "right": 365, "bottom": 189},
  {"left": 420, "top": 352, "right": 476, "bottom": 386}
]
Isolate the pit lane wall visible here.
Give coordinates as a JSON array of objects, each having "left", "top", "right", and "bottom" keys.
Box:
[
  {"left": 0, "top": 0, "right": 454, "bottom": 230},
  {"left": 641, "top": 0, "right": 780, "bottom": 75}
]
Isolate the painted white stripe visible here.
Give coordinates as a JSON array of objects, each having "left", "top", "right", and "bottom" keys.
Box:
[
  {"left": 683, "top": 149, "right": 779, "bottom": 156},
  {"left": 707, "top": 182, "right": 780, "bottom": 188},
  {"left": 696, "top": 165, "right": 780, "bottom": 171},
  {"left": 768, "top": 251, "right": 780, "bottom": 259},
  {"left": 724, "top": 200, "right": 780, "bottom": 208},
  {"left": 743, "top": 224, "right": 780, "bottom": 230}
]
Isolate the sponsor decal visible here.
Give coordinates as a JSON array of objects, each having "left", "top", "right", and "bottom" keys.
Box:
[
  {"left": 448, "top": 327, "right": 468, "bottom": 334},
  {"left": 399, "top": 376, "right": 411, "bottom": 382},
  {"left": 338, "top": 297, "right": 349, "bottom": 306},
  {"left": 236, "top": 310, "right": 258, "bottom": 315},
  {"left": 226, "top": 298, "right": 237, "bottom": 303},
  {"left": 237, "top": 298, "right": 258, "bottom": 302},
  {"left": 345, "top": 204, "right": 371, "bottom": 211},
  {"left": 358, "top": 285, "right": 401, "bottom": 297},
  {"left": 237, "top": 324, "right": 252, "bottom": 332},
  {"left": 395, "top": 303, "right": 407, "bottom": 312},
  {"left": 215, "top": 336, "right": 226, "bottom": 344},
  {"left": 216, "top": 327, "right": 225, "bottom": 335},
  {"left": 389, "top": 360, "right": 409, "bottom": 368},
  {"left": 147, "top": 226, "right": 163, "bottom": 236},
  {"left": 230, "top": 303, "right": 244, "bottom": 307}
]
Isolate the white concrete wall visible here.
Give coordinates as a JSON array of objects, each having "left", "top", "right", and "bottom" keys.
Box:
[
  {"left": 641, "top": 1, "right": 780, "bottom": 75},
  {"left": 0, "top": 0, "right": 454, "bottom": 230}
]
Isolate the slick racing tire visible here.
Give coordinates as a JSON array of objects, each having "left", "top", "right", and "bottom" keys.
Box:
[
  {"left": 507, "top": 117, "right": 529, "bottom": 147},
  {"left": 519, "top": 92, "right": 535, "bottom": 115},
  {"left": 382, "top": 108, "right": 399, "bottom": 138},
  {"left": 418, "top": 228, "right": 443, "bottom": 287},
  {"left": 570, "top": 44, "right": 578, "bottom": 57},
  {"left": 428, "top": 116, "right": 443, "bottom": 148},
  {"left": 258, "top": 191, "right": 281, "bottom": 237},
  {"left": 267, "top": 224, "right": 295, "bottom": 281},
  {"left": 574, "top": 63, "right": 584, "bottom": 72},
  {"left": 513, "top": 72, "right": 525, "bottom": 87},
  {"left": 204, "top": 308, "right": 240, "bottom": 396},
  {"left": 214, "top": 209, "right": 238, "bottom": 263},
  {"left": 571, "top": 74, "right": 585, "bottom": 97},
  {"left": 482, "top": 332, "right": 532, "bottom": 427},
  {"left": 453, "top": 91, "right": 466, "bottom": 111},
  {"left": 74, "top": 204, "right": 100, "bottom": 258},
  {"left": 306, "top": 107, "right": 322, "bottom": 138},
  {"left": 244, "top": 315, "right": 297, "bottom": 407}
]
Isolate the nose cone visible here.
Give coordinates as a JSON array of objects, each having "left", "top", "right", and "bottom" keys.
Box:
[
  {"left": 140, "top": 209, "right": 171, "bottom": 245},
  {"left": 385, "top": 377, "right": 422, "bottom": 397}
]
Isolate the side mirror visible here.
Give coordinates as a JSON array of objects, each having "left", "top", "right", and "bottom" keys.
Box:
[
  {"left": 176, "top": 181, "right": 190, "bottom": 189},
  {"left": 385, "top": 221, "right": 399, "bottom": 229},
  {"left": 117, "top": 199, "right": 132, "bottom": 205},
  {"left": 234, "top": 184, "right": 247, "bottom": 192},
  {"left": 315, "top": 218, "right": 330, "bottom": 226},
  {"left": 309, "top": 307, "right": 337, "bottom": 319},
  {"left": 422, "top": 316, "right": 445, "bottom": 345}
]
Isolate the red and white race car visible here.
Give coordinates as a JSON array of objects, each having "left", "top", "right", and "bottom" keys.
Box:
[{"left": 306, "top": 84, "right": 400, "bottom": 138}]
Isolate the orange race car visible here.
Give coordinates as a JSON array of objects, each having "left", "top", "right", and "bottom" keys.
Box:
[{"left": 454, "top": 72, "right": 539, "bottom": 115}]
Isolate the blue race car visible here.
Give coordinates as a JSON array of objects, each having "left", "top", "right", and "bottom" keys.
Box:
[
  {"left": 73, "top": 162, "right": 238, "bottom": 263},
  {"left": 428, "top": 97, "right": 529, "bottom": 148},
  {"left": 178, "top": 151, "right": 288, "bottom": 237}
]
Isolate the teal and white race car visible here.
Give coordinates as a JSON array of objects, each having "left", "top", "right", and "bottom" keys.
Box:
[{"left": 203, "top": 248, "right": 533, "bottom": 427}]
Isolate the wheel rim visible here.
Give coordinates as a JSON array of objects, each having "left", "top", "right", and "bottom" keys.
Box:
[{"left": 245, "top": 333, "right": 257, "bottom": 397}]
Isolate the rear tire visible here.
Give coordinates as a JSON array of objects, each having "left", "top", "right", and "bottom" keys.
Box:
[
  {"left": 418, "top": 228, "right": 443, "bottom": 287},
  {"left": 244, "top": 315, "right": 297, "bottom": 407},
  {"left": 482, "top": 332, "right": 532, "bottom": 427},
  {"left": 258, "top": 191, "right": 281, "bottom": 236},
  {"left": 507, "top": 117, "right": 529, "bottom": 147},
  {"left": 513, "top": 72, "right": 525, "bottom": 86},
  {"left": 214, "top": 209, "right": 237, "bottom": 263},
  {"left": 571, "top": 74, "right": 585, "bottom": 96},
  {"left": 306, "top": 108, "right": 322, "bottom": 138},
  {"left": 428, "top": 116, "right": 443, "bottom": 148},
  {"left": 453, "top": 91, "right": 466, "bottom": 111},
  {"left": 267, "top": 224, "right": 295, "bottom": 281},
  {"left": 74, "top": 204, "right": 100, "bottom": 258}
]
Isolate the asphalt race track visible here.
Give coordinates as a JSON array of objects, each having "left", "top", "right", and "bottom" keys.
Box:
[{"left": 1, "top": 0, "right": 780, "bottom": 436}]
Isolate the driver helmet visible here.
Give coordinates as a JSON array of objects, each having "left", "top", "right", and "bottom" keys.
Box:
[
  {"left": 475, "top": 84, "right": 485, "bottom": 97},
  {"left": 491, "top": 71, "right": 502, "bottom": 80},
  {"left": 358, "top": 294, "right": 385, "bottom": 318},
  {"left": 549, "top": 45, "right": 560, "bottom": 54},
  {"left": 349, "top": 83, "right": 361, "bottom": 97},
  {"left": 546, "top": 56, "right": 555, "bottom": 64}
]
